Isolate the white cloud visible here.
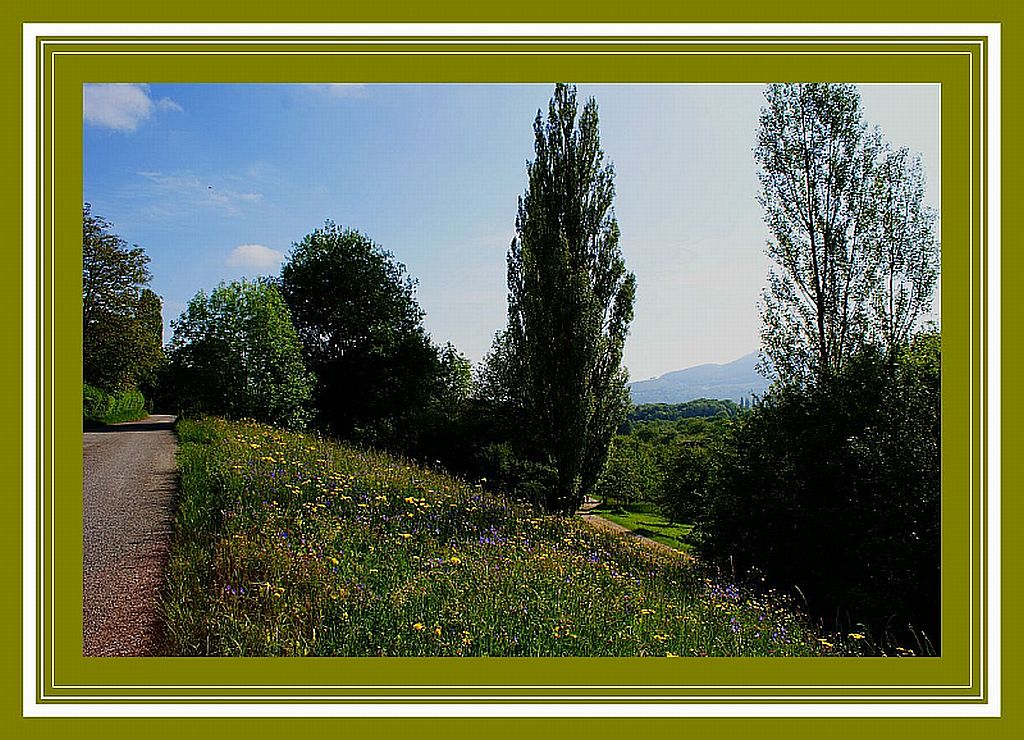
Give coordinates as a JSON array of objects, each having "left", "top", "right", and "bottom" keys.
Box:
[
  {"left": 306, "top": 83, "right": 369, "bottom": 99},
  {"left": 83, "top": 84, "right": 183, "bottom": 132},
  {"left": 136, "top": 171, "right": 262, "bottom": 216},
  {"left": 155, "top": 97, "right": 183, "bottom": 113},
  {"left": 226, "top": 244, "right": 285, "bottom": 270}
]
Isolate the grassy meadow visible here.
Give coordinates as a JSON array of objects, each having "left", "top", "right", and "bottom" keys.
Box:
[{"left": 160, "top": 417, "right": 856, "bottom": 658}]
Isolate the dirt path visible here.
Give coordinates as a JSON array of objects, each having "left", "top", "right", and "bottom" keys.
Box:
[
  {"left": 578, "top": 498, "right": 692, "bottom": 561},
  {"left": 82, "top": 415, "right": 177, "bottom": 656}
]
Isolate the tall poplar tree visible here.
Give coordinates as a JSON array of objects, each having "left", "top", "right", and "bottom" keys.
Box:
[
  {"left": 755, "top": 83, "right": 880, "bottom": 384},
  {"left": 504, "top": 83, "right": 636, "bottom": 514},
  {"left": 756, "top": 83, "right": 939, "bottom": 384},
  {"left": 868, "top": 145, "right": 939, "bottom": 361}
]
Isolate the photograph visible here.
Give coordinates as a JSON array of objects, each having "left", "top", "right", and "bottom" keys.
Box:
[{"left": 81, "top": 80, "right": 942, "bottom": 659}]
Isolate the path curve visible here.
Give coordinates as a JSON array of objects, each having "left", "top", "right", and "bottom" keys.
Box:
[
  {"left": 578, "top": 498, "right": 692, "bottom": 561},
  {"left": 83, "top": 414, "right": 177, "bottom": 656}
]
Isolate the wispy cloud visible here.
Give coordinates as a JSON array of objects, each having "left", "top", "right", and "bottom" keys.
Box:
[
  {"left": 226, "top": 244, "right": 285, "bottom": 271},
  {"left": 136, "top": 171, "right": 262, "bottom": 216},
  {"left": 83, "top": 84, "right": 183, "bottom": 132},
  {"left": 304, "top": 83, "right": 369, "bottom": 99}
]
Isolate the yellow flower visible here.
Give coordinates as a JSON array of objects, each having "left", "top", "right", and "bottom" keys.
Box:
[
  {"left": 450, "top": 557, "right": 461, "bottom": 565},
  {"left": 817, "top": 639, "right": 834, "bottom": 649},
  {"left": 434, "top": 626, "right": 442, "bottom": 637},
  {"left": 399, "top": 533, "right": 412, "bottom": 539},
  {"left": 848, "top": 633, "right": 865, "bottom": 640},
  {"left": 413, "top": 623, "right": 425, "bottom": 631}
]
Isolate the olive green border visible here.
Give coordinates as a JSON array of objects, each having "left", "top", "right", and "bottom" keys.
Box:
[{"left": 30, "top": 34, "right": 988, "bottom": 706}]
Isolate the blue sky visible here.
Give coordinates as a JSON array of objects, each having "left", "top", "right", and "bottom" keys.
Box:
[{"left": 83, "top": 83, "right": 940, "bottom": 380}]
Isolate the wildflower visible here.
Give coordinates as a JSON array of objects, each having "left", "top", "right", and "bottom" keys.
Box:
[
  {"left": 413, "top": 623, "right": 425, "bottom": 631},
  {"left": 450, "top": 557, "right": 461, "bottom": 565},
  {"left": 817, "top": 638, "right": 834, "bottom": 649},
  {"left": 434, "top": 626, "right": 442, "bottom": 637},
  {"left": 848, "top": 633, "right": 865, "bottom": 640},
  {"left": 399, "top": 533, "right": 412, "bottom": 539}
]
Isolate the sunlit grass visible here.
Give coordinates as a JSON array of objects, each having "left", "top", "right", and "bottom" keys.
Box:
[
  {"left": 590, "top": 506, "right": 694, "bottom": 553},
  {"left": 161, "top": 417, "right": 853, "bottom": 657}
]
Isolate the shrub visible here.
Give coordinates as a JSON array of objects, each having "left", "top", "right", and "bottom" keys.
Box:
[
  {"left": 83, "top": 384, "right": 147, "bottom": 425},
  {"left": 696, "top": 336, "right": 940, "bottom": 650}
]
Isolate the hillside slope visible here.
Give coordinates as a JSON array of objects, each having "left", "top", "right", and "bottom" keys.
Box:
[
  {"left": 629, "top": 352, "right": 770, "bottom": 404},
  {"left": 162, "top": 417, "right": 836, "bottom": 657}
]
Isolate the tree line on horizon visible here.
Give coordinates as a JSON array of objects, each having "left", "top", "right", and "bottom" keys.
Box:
[{"left": 83, "top": 82, "right": 940, "bottom": 649}]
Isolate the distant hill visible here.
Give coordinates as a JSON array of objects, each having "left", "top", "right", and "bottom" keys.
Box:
[{"left": 629, "top": 352, "right": 770, "bottom": 405}]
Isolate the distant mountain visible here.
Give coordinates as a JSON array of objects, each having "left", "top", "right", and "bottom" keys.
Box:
[{"left": 629, "top": 352, "right": 770, "bottom": 405}]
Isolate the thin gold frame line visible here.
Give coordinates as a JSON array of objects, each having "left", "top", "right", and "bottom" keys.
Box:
[{"left": 37, "top": 37, "right": 985, "bottom": 702}]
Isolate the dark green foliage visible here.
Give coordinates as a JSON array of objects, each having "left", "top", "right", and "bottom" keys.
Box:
[
  {"left": 280, "top": 222, "right": 443, "bottom": 450},
  {"left": 742, "top": 84, "right": 940, "bottom": 649},
  {"left": 405, "top": 342, "right": 477, "bottom": 465},
  {"left": 501, "top": 83, "right": 637, "bottom": 514},
  {"left": 83, "top": 384, "right": 147, "bottom": 425},
  {"left": 659, "top": 442, "right": 715, "bottom": 525},
  {"left": 604, "top": 413, "right": 733, "bottom": 524},
  {"left": 695, "top": 333, "right": 940, "bottom": 647},
  {"left": 164, "top": 279, "right": 312, "bottom": 429},
  {"left": 82, "top": 203, "right": 164, "bottom": 393},
  {"left": 595, "top": 436, "right": 661, "bottom": 508},
  {"left": 627, "top": 399, "right": 742, "bottom": 426}
]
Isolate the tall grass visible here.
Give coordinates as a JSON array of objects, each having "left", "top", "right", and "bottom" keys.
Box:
[{"left": 161, "top": 417, "right": 853, "bottom": 657}]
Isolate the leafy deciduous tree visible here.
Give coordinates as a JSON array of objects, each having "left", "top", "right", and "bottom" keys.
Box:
[
  {"left": 82, "top": 203, "right": 164, "bottom": 392},
  {"left": 595, "top": 436, "right": 660, "bottom": 508},
  {"left": 165, "top": 279, "right": 312, "bottom": 428},
  {"left": 280, "top": 222, "right": 440, "bottom": 447}
]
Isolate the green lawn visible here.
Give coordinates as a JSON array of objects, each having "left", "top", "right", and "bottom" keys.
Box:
[{"left": 591, "top": 506, "right": 694, "bottom": 553}]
